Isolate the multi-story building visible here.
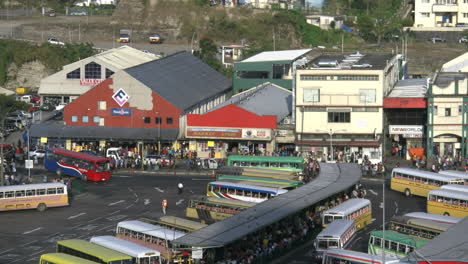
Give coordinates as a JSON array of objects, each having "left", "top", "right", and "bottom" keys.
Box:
[
  {"left": 427, "top": 52, "right": 468, "bottom": 161},
  {"left": 295, "top": 52, "right": 404, "bottom": 163},
  {"left": 414, "top": 0, "right": 468, "bottom": 28}
]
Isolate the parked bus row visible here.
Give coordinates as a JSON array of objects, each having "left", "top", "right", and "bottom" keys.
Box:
[{"left": 226, "top": 155, "right": 304, "bottom": 173}]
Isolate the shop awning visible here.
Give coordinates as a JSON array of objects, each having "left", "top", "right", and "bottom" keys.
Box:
[
  {"left": 295, "top": 141, "right": 380, "bottom": 147},
  {"left": 29, "top": 123, "right": 179, "bottom": 141}
]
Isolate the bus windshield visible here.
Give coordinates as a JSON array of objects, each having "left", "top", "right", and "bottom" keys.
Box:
[{"left": 96, "top": 161, "right": 111, "bottom": 173}]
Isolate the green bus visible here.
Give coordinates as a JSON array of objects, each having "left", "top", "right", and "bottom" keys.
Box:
[
  {"left": 140, "top": 215, "right": 208, "bottom": 233},
  {"left": 39, "top": 253, "right": 100, "bottom": 264},
  {"left": 56, "top": 239, "right": 132, "bottom": 264},
  {"left": 368, "top": 230, "right": 428, "bottom": 259},
  {"left": 217, "top": 175, "right": 303, "bottom": 190},
  {"left": 226, "top": 155, "right": 304, "bottom": 173}
]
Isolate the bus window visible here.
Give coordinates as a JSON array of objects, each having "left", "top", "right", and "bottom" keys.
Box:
[
  {"left": 334, "top": 215, "right": 343, "bottom": 221},
  {"left": 220, "top": 187, "right": 228, "bottom": 193},
  {"left": 236, "top": 189, "right": 243, "bottom": 195},
  {"left": 47, "top": 188, "right": 57, "bottom": 195},
  {"left": 323, "top": 215, "right": 334, "bottom": 224},
  {"left": 241, "top": 161, "right": 248, "bottom": 166},
  {"left": 384, "top": 240, "right": 390, "bottom": 249},
  {"left": 318, "top": 240, "right": 327, "bottom": 249},
  {"left": 0, "top": 192, "right": 3, "bottom": 199},
  {"left": 373, "top": 237, "right": 381, "bottom": 246},
  {"left": 270, "top": 163, "right": 279, "bottom": 168},
  {"left": 37, "top": 189, "right": 46, "bottom": 196},
  {"left": 390, "top": 242, "right": 398, "bottom": 251},
  {"left": 398, "top": 243, "right": 406, "bottom": 253},
  {"left": 259, "top": 162, "right": 267, "bottom": 167},
  {"left": 57, "top": 187, "right": 64, "bottom": 194},
  {"left": 15, "top": 190, "right": 25, "bottom": 197},
  {"left": 26, "top": 189, "right": 36, "bottom": 196},
  {"left": 245, "top": 191, "right": 252, "bottom": 197},
  {"left": 5, "top": 191, "right": 14, "bottom": 198},
  {"left": 328, "top": 240, "right": 338, "bottom": 248}
]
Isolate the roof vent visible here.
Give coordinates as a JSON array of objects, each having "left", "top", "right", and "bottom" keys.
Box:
[
  {"left": 352, "top": 63, "right": 372, "bottom": 68},
  {"left": 318, "top": 60, "right": 338, "bottom": 68}
]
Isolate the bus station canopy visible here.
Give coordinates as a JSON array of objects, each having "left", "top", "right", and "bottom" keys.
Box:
[{"left": 172, "top": 163, "right": 361, "bottom": 248}]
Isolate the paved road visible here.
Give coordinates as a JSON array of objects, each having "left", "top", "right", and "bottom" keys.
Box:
[{"left": 0, "top": 172, "right": 211, "bottom": 264}]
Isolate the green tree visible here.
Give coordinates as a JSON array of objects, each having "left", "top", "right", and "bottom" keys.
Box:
[{"left": 194, "top": 37, "right": 222, "bottom": 71}]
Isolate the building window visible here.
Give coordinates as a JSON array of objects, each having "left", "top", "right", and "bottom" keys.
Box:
[
  {"left": 434, "top": 106, "right": 438, "bottom": 115},
  {"left": 303, "top": 89, "right": 320, "bottom": 103},
  {"left": 82, "top": 116, "right": 89, "bottom": 123},
  {"left": 144, "top": 117, "right": 151, "bottom": 124},
  {"left": 328, "top": 112, "right": 350, "bottom": 123},
  {"left": 236, "top": 71, "right": 269, "bottom": 79},
  {"left": 98, "top": 101, "right": 106, "bottom": 110},
  {"left": 93, "top": 116, "right": 100, "bottom": 123},
  {"left": 445, "top": 108, "right": 451, "bottom": 116},
  {"left": 459, "top": 105, "right": 463, "bottom": 115},
  {"left": 464, "top": 13, "right": 468, "bottom": 18},
  {"left": 155, "top": 117, "right": 161, "bottom": 124},
  {"left": 353, "top": 107, "right": 379, "bottom": 112},
  {"left": 301, "top": 75, "right": 327, "bottom": 81},
  {"left": 421, "top": 12, "right": 430, "bottom": 18},
  {"left": 336, "top": 75, "right": 379, "bottom": 81},
  {"left": 465, "top": 0, "right": 468, "bottom": 3},
  {"left": 105, "top": 68, "right": 115, "bottom": 79},
  {"left": 166, "top": 117, "right": 173, "bottom": 124},
  {"left": 272, "top": 64, "right": 290, "bottom": 79},
  {"left": 421, "top": 0, "right": 430, "bottom": 3},
  {"left": 66, "top": 68, "right": 80, "bottom": 79},
  {"left": 71, "top": 116, "right": 78, "bottom": 123},
  {"left": 359, "top": 89, "right": 376, "bottom": 103},
  {"left": 84, "top": 62, "right": 101, "bottom": 79}
]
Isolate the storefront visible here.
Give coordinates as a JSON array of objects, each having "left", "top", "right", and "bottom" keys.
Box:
[{"left": 389, "top": 125, "right": 424, "bottom": 160}]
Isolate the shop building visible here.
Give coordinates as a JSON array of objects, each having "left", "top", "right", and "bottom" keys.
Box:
[
  {"left": 384, "top": 79, "right": 427, "bottom": 160},
  {"left": 38, "top": 45, "right": 157, "bottom": 105},
  {"left": 31, "top": 52, "right": 232, "bottom": 152},
  {"left": 295, "top": 52, "right": 404, "bottom": 163},
  {"left": 182, "top": 82, "right": 292, "bottom": 158},
  {"left": 427, "top": 52, "right": 468, "bottom": 162},
  {"left": 233, "top": 49, "right": 312, "bottom": 94}
]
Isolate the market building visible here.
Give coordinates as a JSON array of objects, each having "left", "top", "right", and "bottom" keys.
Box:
[
  {"left": 295, "top": 52, "right": 405, "bottom": 163},
  {"left": 427, "top": 52, "right": 468, "bottom": 162},
  {"left": 30, "top": 51, "right": 231, "bottom": 153},
  {"left": 233, "top": 49, "right": 312, "bottom": 94},
  {"left": 182, "top": 82, "right": 292, "bottom": 158},
  {"left": 38, "top": 45, "right": 157, "bottom": 106}
]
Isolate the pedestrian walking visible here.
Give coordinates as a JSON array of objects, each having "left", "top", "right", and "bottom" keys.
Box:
[
  {"left": 177, "top": 181, "right": 184, "bottom": 194},
  {"left": 161, "top": 199, "right": 167, "bottom": 215}
]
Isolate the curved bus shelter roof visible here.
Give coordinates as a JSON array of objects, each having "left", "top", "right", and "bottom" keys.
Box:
[{"left": 172, "top": 163, "right": 361, "bottom": 248}]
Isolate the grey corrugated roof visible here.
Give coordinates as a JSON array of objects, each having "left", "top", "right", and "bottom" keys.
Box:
[
  {"left": 309, "top": 53, "right": 394, "bottom": 70},
  {"left": 29, "top": 123, "right": 178, "bottom": 141},
  {"left": 387, "top": 79, "right": 427, "bottom": 98},
  {"left": 433, "top": 72, "right": 468, "bottom": 88},
  {"left": 405, "top": 217, "right": 468, "bottom": 262},
  {"left": 210, "top": 82, "right": 292, "bottom": 122},
  {"left": 125, "top": 52, "right": 232, "bottom": 111},
  {"left": 172, "top": 163, "right": 361, "bottom": 248}
]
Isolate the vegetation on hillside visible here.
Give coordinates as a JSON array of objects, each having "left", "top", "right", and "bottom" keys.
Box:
[{"left": 0, "top": 40, "right": 95, "bottom": 86}]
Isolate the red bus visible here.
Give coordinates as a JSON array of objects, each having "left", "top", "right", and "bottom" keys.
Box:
[{"left": 44, "top": 148, "right": 111, "bottom": 182}]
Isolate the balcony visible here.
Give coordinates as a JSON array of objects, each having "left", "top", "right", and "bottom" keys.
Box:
[{"left": 432, "top": 2, "right": 459, "bottom": 12}]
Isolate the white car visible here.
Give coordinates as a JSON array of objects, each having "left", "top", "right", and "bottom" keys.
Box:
[
  {"left": 47, "top": 37, "right": 65, "bottom": 46},
  {"left": 55, "top": 103, "right": 67, "bottom": 111},
  {"left": 29, "top": 149, "right": 46, "bottom": 159}
]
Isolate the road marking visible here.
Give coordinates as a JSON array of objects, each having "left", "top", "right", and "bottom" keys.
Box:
[
  {"left": 0, "top": 249, "right": 13, "bottom": 255},
  {"left": 369, "top": 189, "right": 378, "bottom": 196},
  {"left": 176, "top": 199, "right": 185, "bottom": 206},
  {"left": 154, "top": 187, "right": 165, "bottom": 193},
  {"left": 88, "top": 217, "right": 102, "bottom": 223},
  {"left": 108, "top": 200, "right": 125, "bottom": 206},
  {"left": 96, "top": 224, "right": 115, "bottom": 232},
  {"left": 21, "top": 240, "right": 38, "bottom": 247},
  {"left": 109, "top": 210, "right": 121, "bottom": 215},
  {"left": 28, "top": 249, "right": 45, "bottom": 257},
  {"left": 125, "top": 203, "right": 134, "bottom": 209},
  {"left": 114, "top": 175, "right": 131, "bottom": 178},
  {"left": 379, "top": 202, "right": 383, "bottom": 209},
  {"left": 68, "top": 212, "right": 86, "bottom": 219},
  {"left": 106, "top": 215, "right": 127, "bottom": 221},
  {"left": 144, "top": 199, "right": 150, "bottom": 205},
  {"left": 191, "top": 178, "right": 211, "bottom": 181},
  {"left": 23, "top": 227, "right": 42, "bottom": 234}
]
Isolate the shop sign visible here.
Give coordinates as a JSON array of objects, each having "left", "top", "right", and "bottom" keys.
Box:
[
  {"left": 403, "top": 134, "right": 423, "bottom": 138},
  {"left": 80, "top": 79, "right": 103, "bottom": 86},
  {"left": 66, "top": 140, "right": 72, "bottom": 150},
  {"left": 112, "top": 88, "right": 130, "bottom": 107},
  {"left": 111, "top": 108, "right": 132, "bottom": 116},
  {"left": 40, "top": 137, "right": 48, "bottom": 143},
  {"left": 192, "top": 247, "right": 203, "bottom": 259},
  {"left": 242, "top": 129, "right": 271, "bottom": 140},
  {"left": 389, "top": 125, "right": 423, "bottom": 136},
  {"left": 207, "top": 141, "right": 215, "bottom": 147},
  {"left": 99, "top": 140, "right": 106, "bottom": 148},
  {"left": 187, "top": 127, "right": 242, "bottom": 138}
]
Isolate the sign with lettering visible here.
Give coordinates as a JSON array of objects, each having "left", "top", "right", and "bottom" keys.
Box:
[
  {"left": 186, "top": 127, "right": 242, "bottom": 138},
  {"left": 112, "top": 88, "right": 130, "bottom": 107},
  {"left": 80, "top": 79, "right": 103, "bottom": 86},
  {"left": 111, "top": 108, "right": 132, "bottom": 116},
  {"left": 242, "top": 128, "right": 271, "bottom": 140},
  {"left": 389, "top": 125, "right": 423, "bottom": 136}
]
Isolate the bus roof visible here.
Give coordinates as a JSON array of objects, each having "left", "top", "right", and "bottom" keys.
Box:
[
  {"left": 57, "top": 239, "right": 132, "bottom": 261},
  {"left": 158, "top": 216, "right": 208, "bottom": 231},
  {"left": 90, "top": 236, "right": 160, "bottom": 258},
  {"left": 324, "top": 249, "right": 400, "bottom": 264},
  {"left": 217, "top": 175, "right": 302, "bottom": 186},
  {"left": 50, "top": 148, "right": 109, "bottom": 162},
  {"left": 391, "top": 215, "right": 452, "bottom": 232},
  {"left": 440, "top": 184, "right": 468, "bottom": 193},
  {"left": 241, "top": 167, "right": 298, "bottom": 176},
  {"left": 323, "top": 198, "right": 371, "bottom": 215},
  {"left": 227, "top": 155, "right": 303, "bottom": 163},
  {"left": 439, "top": 170, "right": 468, "bottom": 179},
  {"left": 392, "top": 168, "right": 463, "bottom": 182},
  {"left": 428, "top": 189, "right": 468, "bottom": 200},
  {"left": 219, "top": 179, "right": 292, "bottom": 190},
  {"left": 317, "top": 219, "right": 355, "bottom": 239},
  {"left": 190, "top": 195, "right": 256, "bottom": 208},
  {"left": 40, "top": 253, "right": 101, "bottom": 264},
  {"left": 370, "top": 231, "right": 428, "bottom": 248},
  {"left": 117, "top": 220, "right": 186, "bottom": 241},
  {"left": 0, "top": 182, "right": 66, "bottom": 192},
  {"left": 208, "top": 181, "right": 288, "bottom": 195},
  {"left": 403, "top": 212, "right": 461, "bottom": 225}
]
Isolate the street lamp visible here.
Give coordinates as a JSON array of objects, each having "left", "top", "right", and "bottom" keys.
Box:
[
  {"left": 156, "top": 112, "right": 161, "bottom": 155},
  {"left": 315, "top": 129, "right": 346, "bottom": 161}
]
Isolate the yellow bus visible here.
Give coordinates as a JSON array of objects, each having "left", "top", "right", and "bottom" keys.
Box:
[
  {"left": 0, "top": 183, "right": 69, "bottom": 212},
  {"left": 388, "top": 215, "right": 453, "bottom": 240},
  {"left": 427, "top": 189, "right": 468, "bottom": 217},
  {"left": 390, "top": 168, "right": 464, "bottom": 198},
  {"left": 140, "top": 216, "right": 207, "bottom": 233},
  {"left": 39, "top": 253, "right": 100, "bottom": 264},
  {"left": 322, "top": 198, "right": 372, "bottom": 230}
]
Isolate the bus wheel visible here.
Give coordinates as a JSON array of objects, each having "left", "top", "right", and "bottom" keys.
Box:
[
  {"left": 444, "top": 212, "right": 450, "bottom": 216},
  {"left": 81, "top": 174, "right": 87, "bottom": 181},
  {"left": 56, "top": 168, "right": 62, "bottom": 176},
  {"left": 404, "top": 189, "right": 411, "bottom": 197},
  {"left": 37, "top": 203, "right": 47, "bottom": 212}
]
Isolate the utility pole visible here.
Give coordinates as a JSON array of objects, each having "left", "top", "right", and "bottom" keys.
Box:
[{"left": 0, "top": 109, "right": 5, "bottom": 186}]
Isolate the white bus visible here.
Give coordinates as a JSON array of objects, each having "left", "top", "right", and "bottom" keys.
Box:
[
  {"left": 440, "top": 184, "right": 468, "bottom": 193},
  {"left": 322, "top": 249, "right": 400, "bottom": 264},
  {"left": 322, "top": 199, "right": 372, "bottom": 230},
  {"left": 403, "top": 212, "right": 461, "bottom": 225},
  {"left": 0, "top": 183, "right": 69, "bottom": 212},
  {"left": 90, "top": 236, "right": 161, "bottom": 264},
  {"left": 314, "top": 219, "right": 357, "bottom": 261},
  {"left": 439, "top": 170, "right": 468, "bottom": 185}
]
